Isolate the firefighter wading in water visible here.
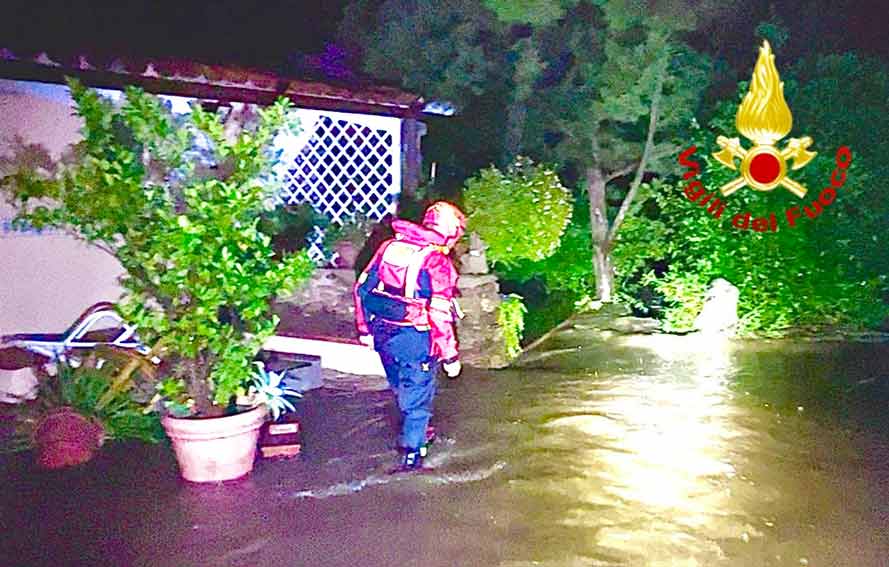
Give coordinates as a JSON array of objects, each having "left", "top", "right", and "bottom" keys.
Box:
[{"left": 354, "top": 202, "right": 465, "bottom": 471}]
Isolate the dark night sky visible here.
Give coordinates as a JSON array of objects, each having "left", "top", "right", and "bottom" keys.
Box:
[
  {"left": 693, "top": 0, "right": 889, "bottom": 65},
  {"left": 1, "top": 0, "right": 888, "bottom": 73},
  {"left": 0, "top": 0, "right": 352, "bottom": 68}
]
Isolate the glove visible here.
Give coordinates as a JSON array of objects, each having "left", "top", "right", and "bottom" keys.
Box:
[
  {"left": 442, "top": 359, "right": 462, "bottom": 378},
  {"left": 358, "top": 334, "right": 374, "bottom": 348}
]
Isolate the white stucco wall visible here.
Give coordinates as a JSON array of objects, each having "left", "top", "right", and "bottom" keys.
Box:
[
  {"left": 0, "top": 79, "right": 124, "bottom": 337},
  {"left": 0, "top": 78, "right": 407, "bottom": 340}
]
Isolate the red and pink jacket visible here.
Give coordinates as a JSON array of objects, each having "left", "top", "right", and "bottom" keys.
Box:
[{"left": 353, "top": 219, "right": 460, "bottom": 362}]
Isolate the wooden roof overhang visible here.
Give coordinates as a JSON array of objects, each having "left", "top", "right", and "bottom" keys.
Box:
[{"left": 0, "top": 49, "right": 427, "bottom": 118}]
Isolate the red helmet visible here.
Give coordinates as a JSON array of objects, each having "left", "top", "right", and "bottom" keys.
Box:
[{"left": 422, "top": 201, "right": 466, "bottom": 247}]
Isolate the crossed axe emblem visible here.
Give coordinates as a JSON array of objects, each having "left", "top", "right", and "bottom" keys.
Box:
[{"left": 713, "top": 136, "right": 816, "bottom": 198}]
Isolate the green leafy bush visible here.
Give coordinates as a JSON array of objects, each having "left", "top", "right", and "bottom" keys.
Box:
[
  {"left": 497, "top": 184, "right": 665, "bottom": 319},
  {"left": 258, "top": 203, "right": 326, "bottom": 258},
  {"left": 464, "top": 157, "right": 572, "bottom": 266},
  {"left": 499, "top": 192, "right": 594, "bottom": 298},
  {"left": 321, "top": 211, "right": 375, "bottom": 251},
  {"left": 640, "top": 269, "right": 708, "bottom": 332},
  {"left": 0, "top": 80, "right": 314, "bottom": 414},
  {"left": 51, "top": 361, "right": 164, "bottom": 443},
  {"left": 497, "top": 294, "right": 527, "bottom": 359},
  {"left": 493, "top": 192, "right": 593, "bottom": 343}
]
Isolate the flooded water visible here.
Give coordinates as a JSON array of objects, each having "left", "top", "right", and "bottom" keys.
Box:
[{"left": 2, "top": 320, "right": 888, "bottom": 566}]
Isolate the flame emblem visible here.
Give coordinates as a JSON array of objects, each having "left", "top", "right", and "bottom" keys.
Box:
[{"left": 713, "top": 41, "right": 816, "bottom": 198}]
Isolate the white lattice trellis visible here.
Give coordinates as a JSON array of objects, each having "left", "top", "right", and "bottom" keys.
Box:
[{"left": 274, "top": 109, "right": 402, "bottom": 259}]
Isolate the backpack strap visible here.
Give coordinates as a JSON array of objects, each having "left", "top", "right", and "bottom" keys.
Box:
[{"left": 404, "top": 245, "right": 437, "bottom": 298}]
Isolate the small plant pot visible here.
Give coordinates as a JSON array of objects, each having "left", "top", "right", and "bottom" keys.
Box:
[
  {"left": 34, "top": 407, "right": 105, "bottom": 469},
  {"left": 333, "top": 241, "right": 360, "bottom": 269},
  {"left": 162, "top": 404, "right": 268, "bottom": 483}
]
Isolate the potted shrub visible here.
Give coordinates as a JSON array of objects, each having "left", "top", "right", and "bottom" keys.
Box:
[
  {"left": 159, "top": 361, "right": 301, "bottom": 481},
  {"left": 0, "top": 80, "right": 314, "bottom": 481},
  {"left": 242, "top": 361, "right": 304, "bottom": 459}
]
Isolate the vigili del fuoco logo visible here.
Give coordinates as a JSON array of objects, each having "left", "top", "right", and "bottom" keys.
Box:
[{"left": 678, "top": 40, "right": 852, "bottom": 233}]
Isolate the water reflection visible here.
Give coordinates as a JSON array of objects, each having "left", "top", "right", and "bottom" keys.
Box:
[
  {"left": 514, "top": 334, "right": 763, "bottom": 565},
  {"left": 591, "top": 337, "right": 743, "bottom": 561},
  {"left": 3, "top": 331, "right": 886, "bottom": 567}
]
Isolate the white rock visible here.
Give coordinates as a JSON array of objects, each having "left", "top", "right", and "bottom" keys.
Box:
[
  {"left": 0, "top": 367, "right": 39, "bottom": 403},
  {"left": 694, "top": 278, "right": 740, "bottom": 336}
]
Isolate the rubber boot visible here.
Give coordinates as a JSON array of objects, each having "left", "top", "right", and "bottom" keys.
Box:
[{"left": 400, "top": 448, "right": 423, "bottom": 471}]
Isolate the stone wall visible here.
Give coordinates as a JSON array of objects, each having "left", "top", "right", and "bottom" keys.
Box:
[
  {"left": 277, "top": 268, "right": 511, "bottom": 369},
  {"left": 457, "top": 275, "right": 510, "bottom": 369},
  {"left": 285, "top": 269, "right": 357, "bottom": 318}
]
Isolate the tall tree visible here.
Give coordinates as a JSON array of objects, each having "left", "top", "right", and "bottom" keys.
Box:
[
  {"left": 338, "top": 0, "right": 513, "bottom": 188},
  {"left": 346, "top": 1, "right": 715, "bottom": 301},
  {"left": 341, "top": 0, "right": 569, "bottom": 167},
  {"left": 529, "top": 1, "right": 713, "bottom": 300},
  {"left": 482, "top": 1, "right": 579, "bottom": 161},
  {"left": 339, "top": 0, "right": 508, "bottom": 110}
]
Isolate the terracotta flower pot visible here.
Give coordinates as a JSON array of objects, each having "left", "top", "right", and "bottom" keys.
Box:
[
  {"left": 34, "top": 407, "right": 105, "bottom": 469},
  {"left": 162, "top": 404, "right": 268, "bottom": 483}
]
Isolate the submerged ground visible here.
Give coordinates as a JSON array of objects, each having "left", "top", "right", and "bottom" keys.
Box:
[{"left": 2, "top": 319, "right": 887, "bottom": 566}]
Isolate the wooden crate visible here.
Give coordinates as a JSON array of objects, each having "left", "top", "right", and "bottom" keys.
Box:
[{"left": 258, "top": 414, "right": 302, "bottom": 459}]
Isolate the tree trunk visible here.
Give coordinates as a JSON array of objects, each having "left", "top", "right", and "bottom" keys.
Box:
[
  {"left": 593, "top": 244, "right": 614, "bottom": 302},
  {"left": 187, "top": 356, "right": 214, "bottom": 415},
  {"left": 587, "top": 55, "right": 668, "bottom": 303},
  {"left": 503, "top": 100, "right": 527, "bottom": 164},
  {"left": 607, "top": 56, "right": 667, "bottom": 244},
  {"left": 586, "top": 166, "right": 613, "bottom": 301}
]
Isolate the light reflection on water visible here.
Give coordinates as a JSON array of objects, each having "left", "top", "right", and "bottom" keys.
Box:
[
  {"left": 519, "top": 336, "right": 746, "bottom": 564},
  {"left": 497, "top": 333, "right": 885, "bottom": 566}
]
